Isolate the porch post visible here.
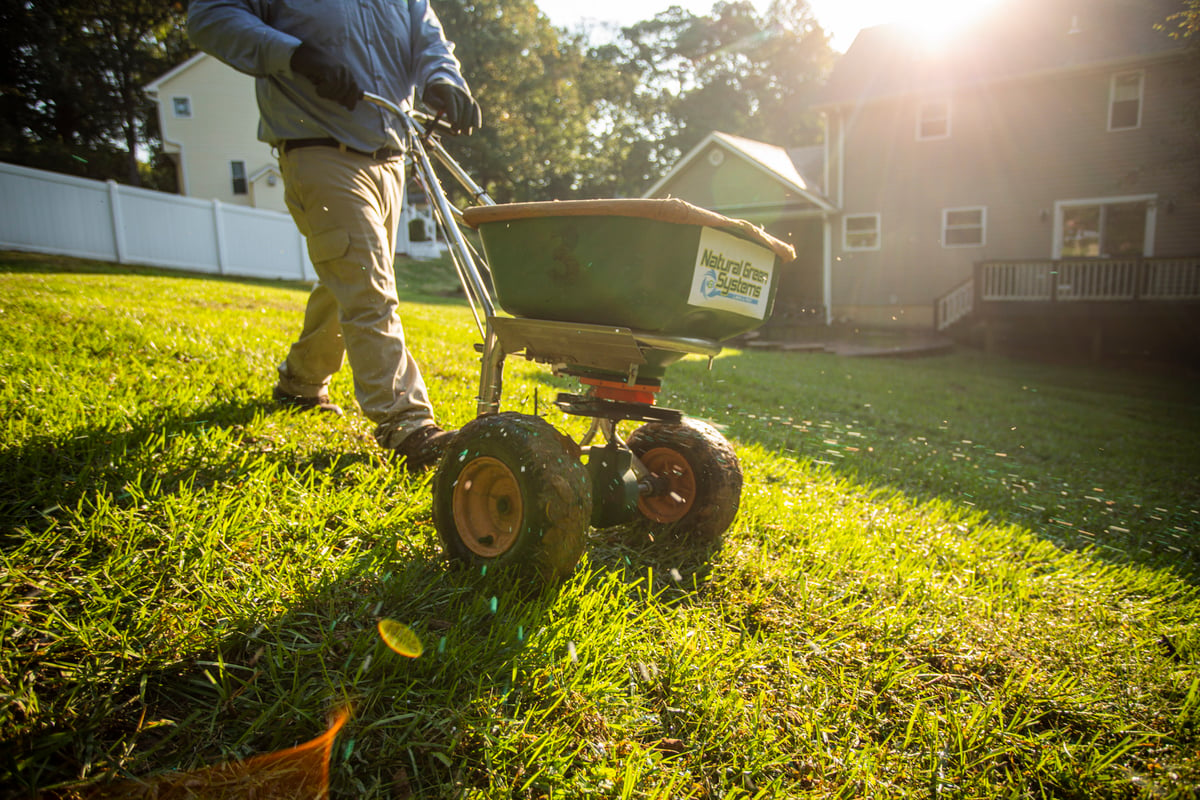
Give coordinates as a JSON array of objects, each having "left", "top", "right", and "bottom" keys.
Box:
[{"left": 823, "top": 215, "right": 833, "bottom": 325}]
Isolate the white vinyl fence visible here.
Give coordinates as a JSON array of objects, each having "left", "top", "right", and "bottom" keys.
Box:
[{"left": 0, "top": 161, "right": 316, "bottom": 281}]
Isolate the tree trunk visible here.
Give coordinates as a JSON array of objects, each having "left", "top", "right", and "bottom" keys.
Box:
[{"left": 124, "top": 106, "right": 140, "bottom": 187}]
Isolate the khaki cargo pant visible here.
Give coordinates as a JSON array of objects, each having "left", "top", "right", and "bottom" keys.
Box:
[{"left": 275, "top": 146, "right": 435, "bottom": 449}]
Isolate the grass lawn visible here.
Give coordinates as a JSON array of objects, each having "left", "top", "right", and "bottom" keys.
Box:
[{"left": 1, "top": 250, "right": 1198, "bottom": 798}]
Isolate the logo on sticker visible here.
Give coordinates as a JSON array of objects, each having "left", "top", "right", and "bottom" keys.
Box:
[{"left": 688, "top": 228, "right": 774, "bottom": 320}]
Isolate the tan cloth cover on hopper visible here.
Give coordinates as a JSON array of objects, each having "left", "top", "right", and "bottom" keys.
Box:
[{"left": 461, "top": 198, "right": 797, "bottom": 264}]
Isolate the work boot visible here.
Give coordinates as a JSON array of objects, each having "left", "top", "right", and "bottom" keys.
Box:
[
  {"left": 272, "top": 386, "right": 344, "bottom": 416},
  {"left": 393, "top": 425, "right": 456, "bottom": 473}
]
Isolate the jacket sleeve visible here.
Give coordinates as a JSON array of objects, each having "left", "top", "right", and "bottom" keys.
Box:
[
  {"left": 410, "top": 0, "right": 470, "bottom": 92},
  {"left": 187, "top": 0, "right": 300, "bottom": 78}
]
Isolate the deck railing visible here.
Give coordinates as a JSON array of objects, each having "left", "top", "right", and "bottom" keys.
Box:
[
  {"left": 1142, "top": 258, "right": 1200, "bottom": 299},
  {"left": 982, "top": 257, "right": 1200, "bottom": 302},
  {"left": 980, "top": 260, "right": 1054, "bottom": 300},
  {"left": 934, "top": 277, "right": 975, "bottom": 330},
  {"left": 936, "top": 256, "right": 1200, "bottom": 331}
]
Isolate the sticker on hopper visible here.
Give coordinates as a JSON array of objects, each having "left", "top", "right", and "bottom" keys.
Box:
[{"left": 688, "top": 227, "right": 774, "bottom": 319}]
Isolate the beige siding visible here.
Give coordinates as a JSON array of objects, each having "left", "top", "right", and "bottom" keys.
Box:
[
  {"left": 831, "top": 52, "right": 1200, "bottom": 324},
  {"left": 157, "top": 56, "right": 282, "bottom": 212}
]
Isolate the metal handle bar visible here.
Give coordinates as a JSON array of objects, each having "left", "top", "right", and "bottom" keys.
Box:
[
  {"left": 361, "top": 91, "right": 497, "bottom": 328},
  {"left": 361, "top": 93, "right": 495, "bottom": 206}
]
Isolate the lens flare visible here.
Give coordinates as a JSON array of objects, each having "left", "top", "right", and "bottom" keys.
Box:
[
  {"left": 377, "top": 619, "right": 424, "bottom": 658},
  {"left": 67, "top": 707, "right": 351, "bottom": 799}
]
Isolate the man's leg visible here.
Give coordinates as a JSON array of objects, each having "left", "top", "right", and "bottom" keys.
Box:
[
  {"left": 275, "top": 282, "right": 345, "bottom": 409},
  {"left": 278, "top": 146, "right": 437, "bottom": 447}
]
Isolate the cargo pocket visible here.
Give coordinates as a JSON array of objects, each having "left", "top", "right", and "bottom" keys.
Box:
[{"left": 307, "top": 227, "right": 351, "bottom": 264}]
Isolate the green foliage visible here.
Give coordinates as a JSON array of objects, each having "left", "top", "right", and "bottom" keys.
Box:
[
  {"left": 0, "top": 0, "right": 192, "bottom": 186},
  {"left": 2, "top": 252, "right": 1199, "bottom": 798},
  {"left": 2, "top": 0, "right": 831, "bottom": 199},
  {"left": 434, "top": 0, "right": 834, "bottom": 200},
  {"left": 435, "top": 0, "right": 595, "bottom": 202},
  {"left": 1159, "top": 0, "right": 1200, "bottom": 40},
  {"left": 583, "top": 0, "right": 834, "bottom": 196}
]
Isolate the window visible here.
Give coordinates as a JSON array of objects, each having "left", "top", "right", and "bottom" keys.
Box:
[
  {"left": 917, "top": 99, "right": 951, "bottom": 140},
  {"left": 1055, "top": 196, "right": 1155, "bottom": 258},
  {"left": 843, "top": 214, "right": 881, "bottom": 251},
  {"left": 231, "top": 161, "right": 247, "bottom": 195},
  {"left": 1108, "top": 70, "right": 1143, "bottom": 131},
  {"left": 171, "top": 96, "right": 192, "bottom": 118},
  {"left": 942, "top": 207, "right": 986, "bottom": 247}
]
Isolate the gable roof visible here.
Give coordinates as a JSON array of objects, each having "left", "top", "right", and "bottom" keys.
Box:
[
  {"left": 645, "top": 131, "right": 835, "bottom": 212},
  {"left": 248, "top": 164, "right": 281, "bottom": 182},
  {"left": 144, "top": 52, "right": 208, "bottom": 94},
  {"left": 817, "top": 0, "right": 1189, "bottom": 107}
]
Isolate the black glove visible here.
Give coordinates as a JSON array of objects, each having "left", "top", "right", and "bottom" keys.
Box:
[
  {"left": 290, "top": 42, "right": 361, "bottom": 111},
  {"left": 422, "top": 82, "right": 482, "bottom": 135}
]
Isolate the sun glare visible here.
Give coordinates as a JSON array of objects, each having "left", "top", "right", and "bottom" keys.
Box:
[{"left": 895, "top": 0, "right": 1000, "bottom": 48}]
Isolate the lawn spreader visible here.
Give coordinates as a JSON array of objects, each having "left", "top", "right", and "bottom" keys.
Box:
[{"left": 368, "top": 93, "right": 796, "bottom": 582}]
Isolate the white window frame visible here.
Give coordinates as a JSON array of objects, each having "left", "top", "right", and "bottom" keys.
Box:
[
  {"left": 171, "top": 95, "right": 192, "bottom": 119},
  {"left": 916, "top": 98, "right": 951, "bottom": 141},
  {"left": 1107, "top": 70, "right": 1143, "bottom": 131},
  {"left": 941, "top": 206, "right": 987, "bottom": 248},
  {"left": 843, "top": 213, "right": 881, "bottom": 251},
  {"left": 1052, "top": 194, "right": 1157, "bottom": 258}
]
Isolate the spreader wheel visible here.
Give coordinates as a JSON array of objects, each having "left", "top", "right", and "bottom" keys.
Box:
[
  {"left": 627, "top": 418, "right": 742, "bottom": 545},
  {"left": 433, "top": 413, "right": 591, "bottom": 583}
]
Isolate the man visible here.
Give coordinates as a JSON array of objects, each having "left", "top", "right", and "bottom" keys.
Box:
[{"left": 188, "top": 0, "right": 481, "bottom": 471}]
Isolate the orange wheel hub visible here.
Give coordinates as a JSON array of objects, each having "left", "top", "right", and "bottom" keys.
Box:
[
  {"left": 637, "top": 447, "right": 696, "bottom": 523},
  {"left": 452, "top": 457, "right": 524, "bottom": 557}
]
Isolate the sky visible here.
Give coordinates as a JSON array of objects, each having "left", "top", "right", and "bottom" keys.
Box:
[{"left": 535, "top": 0, "right": 997, "bottom": 52}]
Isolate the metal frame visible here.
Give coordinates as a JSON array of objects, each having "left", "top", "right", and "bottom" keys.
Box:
[{"left": 364, "top": 93, "right": 721, "bottom": 422}]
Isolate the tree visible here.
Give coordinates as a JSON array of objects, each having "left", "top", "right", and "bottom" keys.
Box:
[
  {"left": 0, "top": 0, "right": 833, "bottom": 200},
  {"left": 434, "top": 0, "right": 594, "bottom": 203},
  {"left": 0, "top": 0, "right": 191, "bottom": 187},
  {"left": 1160, "top": 0, "right": 1200, "bottom": 40},
  {"left": 435, "top": 0, "right": 832, "bottom": 202},
  {"left": 85, "top": 0, "right": 192, "bottom": 186},
  {"left": 573, "top": 0, "right": 834, "bottom": 198}
]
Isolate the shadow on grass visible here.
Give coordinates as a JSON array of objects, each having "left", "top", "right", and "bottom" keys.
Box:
[
  {"left": 515, "top": 349, "right": 1200, "bottom": 582},
  {"left": 679, "top": 349, "right": 1200, "bottom": 583},
  {"left": 0, "top": 396, "right": 375, "bottom": 548},
  {"left": 4, "top": 418, "right": 710, "bottom": 798},
  {"left": 9, "top": 538, "right": 579, "bottom": 799},
  {"left": 0, "top": 391, "right": 578, "bottom": 797}
]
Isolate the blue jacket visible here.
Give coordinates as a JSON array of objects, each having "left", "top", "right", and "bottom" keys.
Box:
[{"left": 188, "top": 0, "right": 469, "bottom": 152}]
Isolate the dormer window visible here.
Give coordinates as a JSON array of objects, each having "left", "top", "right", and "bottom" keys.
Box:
[
  {"left": 916, "top": 99, "right": 951, "bottom": 140},
  {"left": 171, "top": 96, "right": 192, "bottom": 119},
  {"left": 1108, "top": 70, "right": 1143, "bottom": 131}
]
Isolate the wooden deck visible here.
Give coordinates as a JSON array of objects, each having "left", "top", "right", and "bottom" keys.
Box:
[{"left": 935, "top": 257, "right": 1200, "bottom": 358}]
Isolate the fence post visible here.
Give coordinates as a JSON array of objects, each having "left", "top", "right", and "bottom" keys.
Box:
[
  {"left": 107, "top": 180, "right": 127, "bottom": 264},
  {"left": 212, "top": 199, "right": 227, "bottom": 275}
]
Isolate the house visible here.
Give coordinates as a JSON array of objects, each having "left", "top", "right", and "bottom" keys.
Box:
[
  {"left": 650, "top": 0, "right": 1200, "bottom": 352},
  {"left": 145, "top": 52, "right": 441, "bottom": 256},
  {"left": 818, "top": 0, "right": 1200, "bottom": 343},
  {"left": 146, "top": 53, "right": 286, "bottom": 213}
]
